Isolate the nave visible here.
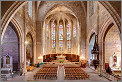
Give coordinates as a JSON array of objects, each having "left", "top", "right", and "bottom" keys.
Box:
[
  {"left": 8, "top": 64, "right": 109, "bottom": 81},
  {"left": 1, "top": 1, "right": 121, "bottom": 81}
]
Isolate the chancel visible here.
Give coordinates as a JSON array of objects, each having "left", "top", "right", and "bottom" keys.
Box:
[{"left": 1, "top": 1, "right": 121, "bottom": 81}]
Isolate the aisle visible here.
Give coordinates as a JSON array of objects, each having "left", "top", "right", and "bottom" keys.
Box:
[
  {"left": 57, "top": 65, "right": 65, "bottom": 81},
  {"left": 81, "top": 67, "right": 109, "bottom": 81}
]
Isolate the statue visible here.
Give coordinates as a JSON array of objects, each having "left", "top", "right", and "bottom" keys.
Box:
[
  {"left": 3, "top": 53, "right": 13, "bottom": 68},
  {"left": 1, "top": 54, "right": 13, "bottom": 80},
  {"left": 6, "top": 55, "right": 10, "bottom": 64},
  {"left": 113, "top": 53, "right": 117, "bottom": 67}
]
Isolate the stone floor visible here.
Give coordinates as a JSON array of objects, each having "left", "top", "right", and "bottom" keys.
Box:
[
  {"left": 7, "top": 75, "right": 25, "bottom": 81},
  {"left": 7, "top": 65, "right": 109, "bottom": 81},
  {"left": 57, "top": 65, "right": 65, "bottom": 81}
]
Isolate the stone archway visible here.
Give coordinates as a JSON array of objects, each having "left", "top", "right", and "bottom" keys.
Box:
[
  {"left": 98, "top": 1, "right": 121, "bottom": 35},
  {"left": 86, "top": 30, "right": 97, "bottom": 61},
  {"left": 98, "top": 17, "right": 121, "bottom": 69},
  {"left": 25, "top": 28, "right": 36, "bottom": 63},
  {"left": 41, "top": 5, "right": 81, "bottom": 63},
  {"left": 1, "top": 1, "right": 27, "bottom": 40},
  {"left": 10, "top": 18, "right": 25, "bottom": 70},
  {"left": 25, "top": 31, "right": 36, "bottom": 65},
  {"left": 98, "top": 17, "right": 113, "bottom": 69},
  {"left": 26, "top": 33, "right": 33, "bottom": 66},
  {"left": 88, "top": 32, "right": 96, "bottom": 67},
  {"left": 1, "top": 22, "right": 20, "bottom": 71},
  {"left": 103, "top": 23, "right": 121, "bottom": 70}
]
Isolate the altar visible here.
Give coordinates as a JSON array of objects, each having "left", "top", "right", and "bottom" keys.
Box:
[
  {"left": 56, "top": 55, "right": 66, "bottom": 60},
  {"left": 55, "top": 55, "right": 68, "bottom": 63},
  {"left": 43, "top": 53, "right": 80, "bottom": 62}
]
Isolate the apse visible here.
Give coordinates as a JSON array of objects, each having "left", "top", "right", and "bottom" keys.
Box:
[{"left": 43, "top": 6, "right": 80, "bottom": 55}]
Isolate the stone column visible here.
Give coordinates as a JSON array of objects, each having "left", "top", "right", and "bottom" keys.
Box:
[
  {"left": 36, "top": 21, "right": 43, "bottom": 63},
  {"left": 71, "top": 21, "right": 73, "bottom": 54},
  {"left": 33, "top": 37, "right": 36, "bottom": 65},
  {"left": 63, "top": 19, "right": 66, "bottom": 53},
  {"left": 56, "top": 19, "right": 59, "bottom": 53},
  {"left": 23, "top": 6, "right": 27, "bottom": 74},
  {"left": 76, "top": 22, "right": 80, "bottom": 55},
  {"left": 45, "top": 22, "right": 47, "bottom": 55},
  {"left": 85, "top": 39, "right": 89, "bottom": 62},
  {"left": 48, "top": 22, "right": 52, "bottom": 54}
]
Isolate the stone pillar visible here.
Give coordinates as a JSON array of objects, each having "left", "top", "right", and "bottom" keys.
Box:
[
  {"left": 33, "top": 38, "right": 36, "bottom": 65},
  {"left": 56, "top": 19, "right": 59, "bottom": 53},
  {"left": 85, "top": 39, "right": 89, "bottom": 61},
  {"left": 77, "top": 21, "right": 80, "bottom": 55},
  {"left": 49, "top": 21, "right": 52, "bottom": 54},
  {"left": 36, "top": 21, "right": 43, "bottom": 63},
  {"left": 71, "top": 21, "right": 73, "bottom": 54},
  {"left": 23, "top": 6, "right": 27, "bottom": 74},
  {"left": 63, "top": 19, "right": 66, "bottom": 53}
]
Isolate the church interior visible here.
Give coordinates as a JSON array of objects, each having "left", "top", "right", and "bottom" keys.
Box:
[{"left": 1, "top": 1, "right": 121, "bottom": 81}]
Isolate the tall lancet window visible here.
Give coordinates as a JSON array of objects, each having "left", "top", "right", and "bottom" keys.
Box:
[
  {"left": 28, "top": 1, "right": 32, "bottom": 17},
  {"left": 89, "top": 1, "right": 94, "bottom": 16},
  {"left": 67, "top": 24, "right": 71, "bottom": 51},
  {"left": 51, "top": 23, "right": 56, "bottom": 52},
  {"left": 59, "top": 25, "right": 63, "bottom": 51}
]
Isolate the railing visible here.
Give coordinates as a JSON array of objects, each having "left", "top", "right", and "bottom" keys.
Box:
[
  {"left": 100, "top": 70, "right": 121, "bottom": 81},
  {"left": 1, "top": 76, "right": 7, "bottom": 81},
  {"left": 1, "top": 71, "right": 20, "bottom": 81},
  {"left": 110, "top": 73, "right": 121, "bottom": 81}
]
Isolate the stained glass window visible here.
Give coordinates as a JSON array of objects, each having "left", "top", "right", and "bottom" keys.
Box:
[
  {"left": 89, "top": 1, "right": 94, "bottom": 16},
  {"left": 51, "top": 23, "right": 55, "bottom": 51},
  {"left": 73, "top": 27, "right": 76, "bottom": 37},
  {"left": 52, "top": 40, "right": 55, "bottom": 50},
  {"left": 59, "top": 25, "right": 63, "bottom": 40},
  {"left": 67, "top": 24, "right": 71, "bottom": 40},
  {"left": 59, "top": 41, "right": 63, "bottom": 51},
  {"left": 67, "top": 41, "right": 71, "bottom": 51},
  {"left": 59, "top": 25, "right": 63, "bottom": 51},
  {"left": 28, "top": 1, "right": 32, "bottom": 17},
  {"left": 67, "top": 24, "right": 71, "bottom": 51}
]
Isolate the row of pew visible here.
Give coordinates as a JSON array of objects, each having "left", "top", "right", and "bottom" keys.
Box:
[
  {"left": 34, "top": 66, "right": 89, "bottom": 80},
  {"left": 64, "top": 67, "right": 89, "bottom": 80},
  {"left": 34, "top": 67, "right": 57, "bottom": 80}
]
